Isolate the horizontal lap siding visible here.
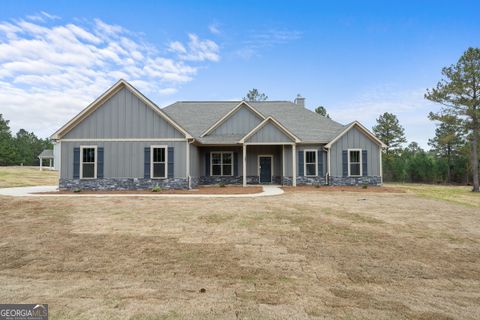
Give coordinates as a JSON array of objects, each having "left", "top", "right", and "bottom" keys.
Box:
[
  {"left": 329, "top": 127, "right": 380, "bottom": 176},
  {"left": 60, "top": 141, "right": 187, "bottom": 179},
  {"left": 63, "top": 87, "right": 184, "bottom": 139}
]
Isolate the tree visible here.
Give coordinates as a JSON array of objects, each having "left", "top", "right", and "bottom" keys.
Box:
[
  {"left": 315, "top": 106, "right": 330, "bottom": 118},
  {"left": 372, "top": 112, "right": 407, "bottom": 155},
  {"left": 14, "top": 129, "right": 51, "bottom": 166},
  {"left": 428, "top": 114, "right": 464, "bottom": 183},
  {"left": 425, "top": 47, "right": 480, "bottom": 192},
  {"left": 0, "top": 114, "right": 15, "bottom": 165},
  {"left": 243, "top": 89, "right": 268, "bottom": 102}
]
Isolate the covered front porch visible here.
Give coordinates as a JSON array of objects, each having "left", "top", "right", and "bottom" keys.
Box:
[{"left": 195, "top": 143, "right": 296, "bottom": 186}]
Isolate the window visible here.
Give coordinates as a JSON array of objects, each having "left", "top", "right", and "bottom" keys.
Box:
[
  {"left": 80, "top": 146, "right": 97, "bottom": 179},
  {"left": 211, "top": 152, "right": 233, "bottom": 176},
  {"left": 348, "top": 149, "right": 362, "bottom": 176},
  {"left": 304, "top": 150, "right": 317, "bottom": 176},
  {"left": 151, "top": 146, "right": 167, "bottom": 179}
]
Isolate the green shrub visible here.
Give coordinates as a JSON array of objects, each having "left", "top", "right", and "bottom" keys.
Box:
[
  {"left": 362, "top": 184, "right": 368, "bottom": 189},
  {"left": 152, "top": 186, "right": 162, "bottom": 192},
  {"left": 219, "top": 183, "right": 226, "bottom": 188}
]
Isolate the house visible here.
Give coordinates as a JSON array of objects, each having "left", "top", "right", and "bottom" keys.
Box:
[{"left": 51, "top": 80, "right": 385, "bottom": 190}]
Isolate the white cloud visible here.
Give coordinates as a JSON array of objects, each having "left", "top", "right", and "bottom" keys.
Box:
[
  {"left": 208, "top": 23, "right": 221, "bottom": 35},
  {"left": 169, "top": 33, "right": 220, "bottom": 62},
  {"left": 235, "top": 29, "right": 302, "bottom": 59},
  {"left": 0, "top": 14, "right": 220, "bottom": 138},
  {"left": 329, "top": 85, "right": 441, "bottom": 149}
]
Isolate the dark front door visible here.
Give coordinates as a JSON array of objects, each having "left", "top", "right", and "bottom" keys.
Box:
[{"left": 259, "top": 156, "right": 272, "bottom": 183}]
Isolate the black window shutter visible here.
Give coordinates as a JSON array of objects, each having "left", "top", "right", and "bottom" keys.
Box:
[
  {"left": 97, "top": 147, "right": 104, "bottom": 179},
  {"left": 73, "top": 147, "right": 80, "bottom": 179},
  {"left": 168, "top": 147, "right": 174, "bottom": 178},
  {"left": 318, "top": 149, "right": 323, "bottom": 177},
  {"left": 362, "top": 150, "right": 368, "bottom": 176},
  {"left": 342, "top": 150, "right": 348, "bottom": 177},
  {"left": 205, "top": 153, "right": 210, "bottom": 176},
  {"left": 144, "top": 147, "right": 150, "bottom": 179},
  {"left": 234, "top": 152, "right": 239, "bottom": 176},
  {"left": 298, "top": 150, "right": 304, "bottom": 176}
]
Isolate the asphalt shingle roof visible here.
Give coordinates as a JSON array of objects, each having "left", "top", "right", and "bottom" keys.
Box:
[
  {"left": 38, "top": 149, "right": 54, "bottom": 158},
  {"left": 163, "top": 101, "right": 346, "bottom": 143}
]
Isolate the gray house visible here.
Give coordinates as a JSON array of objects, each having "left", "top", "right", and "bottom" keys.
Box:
[{"left": 52, "top": 80, "right": 385, "bottom": 190}]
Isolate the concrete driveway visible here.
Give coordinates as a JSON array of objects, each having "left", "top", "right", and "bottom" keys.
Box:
[{"left": 0, "top": 185, "right": 284, "bottom": 198}]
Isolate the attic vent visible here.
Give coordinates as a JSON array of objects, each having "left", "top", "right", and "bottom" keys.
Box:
[{"left": 294, "top": 94, "right": 305, "bottom": 108}]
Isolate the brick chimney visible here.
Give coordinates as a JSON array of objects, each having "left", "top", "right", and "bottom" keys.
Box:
[{"left": 294, "top": 94, "right": 305, "bottom": 107}]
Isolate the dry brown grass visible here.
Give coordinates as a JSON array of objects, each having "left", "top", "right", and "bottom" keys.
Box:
[
  {"left": 38, "top": 186, "right": 263, "bottom": 195},
  {"left": 0, "top": 166, "right": 58, "bottom": 188},
  {"left": 0, "top": 189, "right": 479, "bottom": 319}
]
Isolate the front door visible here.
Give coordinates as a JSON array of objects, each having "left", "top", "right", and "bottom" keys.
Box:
[{"left": 259, "top": 156, "right": 272, "bottom": 183}]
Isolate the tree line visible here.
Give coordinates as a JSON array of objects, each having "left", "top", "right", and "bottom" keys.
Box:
[{"left": 0, "top": 114, "right": 52, "bottom": 166}]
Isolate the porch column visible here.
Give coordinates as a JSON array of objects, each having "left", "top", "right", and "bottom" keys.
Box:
[
  {"left": 39, "top": 157, "right": 43, "bottom": 171},
  {"left": 292, "top": 144, "right": 297, "bottom": 186},
  {"left": 242, "top": 144, "right": 247, "bottom": 187},
  {"left": 49, "top": 158, "right": 52, "bottom": 168}
]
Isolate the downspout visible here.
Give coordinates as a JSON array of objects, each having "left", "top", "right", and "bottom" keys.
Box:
[
  {"left": 324, "top": 146, "right": 331, "bottom": 185},
  {"left": 187, "top": 138, "right": 195, "bottom": 189}
]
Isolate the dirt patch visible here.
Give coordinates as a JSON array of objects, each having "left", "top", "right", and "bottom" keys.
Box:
[
  {"left": 0, "top": 190, "right": 479, "bottom": 319},
  {"left": 36, "top": 186, "right": 263, "bottom": 195},
  {"left": 282, "top": 185, "right": 405, "bottom": 193}
]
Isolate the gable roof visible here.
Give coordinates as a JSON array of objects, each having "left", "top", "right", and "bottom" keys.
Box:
[
  {"left": 324, "top": 121, "right": 386, "bottom": 148},
  {"left": 240, "top": 116, "right": 300, "bottom": 143},
  {"left": 38, "top": 149, "right": 54, "bottom": 158},
  {"left": 51, "top": 79, "right": 192, "bottom": 140},
  {"left": 164, "top": 101, "right": 345, "bottom": 143},
  {"left": 200, "top": 101, "right": 265, "bottom": 137}
]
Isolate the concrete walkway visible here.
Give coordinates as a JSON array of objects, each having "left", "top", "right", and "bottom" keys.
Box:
[{"left": 0, "top": 185, "right": 284, "bottom": 198}]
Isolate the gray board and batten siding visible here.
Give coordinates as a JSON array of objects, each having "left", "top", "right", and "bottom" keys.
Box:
[
  {"left": 210, "top": 105, "right": 263, "bottom": 136},
  {"left": 62, "top": 87, "right": 184, "bottom": 140},
  {"left": 329, "top": 126, "right": 380, "bottom": 177},
  {"left": 60, "top": 86, "right": 187, "bottom": 180},
  {"left": 246, "top": 122, "right": 295, "bottom": 143}
]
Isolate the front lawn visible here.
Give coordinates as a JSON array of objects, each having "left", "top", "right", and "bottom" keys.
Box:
[
  {"left": 0, "top": 166, "right": 58, "bottom": 188},
  {"left": 387, "top": 182, "right": 480, "bottom": 208},
  {"left": 1, "top": 187, "right": 479, "bottom": 319}
]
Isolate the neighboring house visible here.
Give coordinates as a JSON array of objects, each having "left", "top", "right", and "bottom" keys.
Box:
[{"left": 51, "top": 80, "right": 385, "bottom": 190}]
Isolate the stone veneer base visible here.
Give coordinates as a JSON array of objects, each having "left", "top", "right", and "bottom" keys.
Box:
[
  {"left": 59, "top": 178, "right": 189, "bottom": 190},
  {"left": 60, "top": 175, "right": 382, "bottom": 190}
]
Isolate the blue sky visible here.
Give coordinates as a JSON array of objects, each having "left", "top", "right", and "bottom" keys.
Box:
[{"left": 1, "top": 0, "right": 479, "bottom": 148}]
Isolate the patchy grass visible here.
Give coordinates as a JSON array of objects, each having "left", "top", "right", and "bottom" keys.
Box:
[
  {"left": 0, "top": 166, "right": 58, "bottom": 188},
  {"left": 0, "top": 189, "right": 479, "bottom": 319},
  {"left": 387, "top": 183, "right": 480, "bottom": 208}
]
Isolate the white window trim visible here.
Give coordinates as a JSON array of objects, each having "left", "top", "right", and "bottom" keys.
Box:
[
  {"left": 348, "top": 148, "right": 362, "bottom": 177},
  {"left": 257, "top": 155, "right": 274, "bottom": 183},
  {"left": 80, "top": 145, "right": 97, "bottom": 180},
  {"left": 304, "top": 149, "right": 318, "bottom": 177},
  {"left": 151, "top": 145, "right": 168, "bottom": 179},
  {"left": 210, "top": 151, "right": 234, "bottom": 176}
]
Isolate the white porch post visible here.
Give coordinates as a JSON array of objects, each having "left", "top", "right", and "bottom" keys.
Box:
[
  {"left": 49, "top": 158, "right": 52, "bottom": 168},
  {"left": 243, "top": 144, "right": 247, "bottom": 187},
  {"left": 292, "top": 144, "right": 297, "bottom": 187},
  {"left": 39, "top": 157, "right": 43, "bottom": 171}
]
